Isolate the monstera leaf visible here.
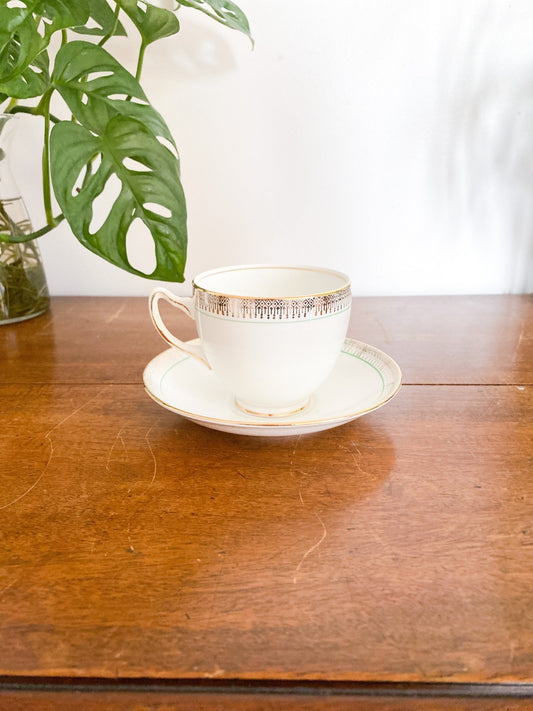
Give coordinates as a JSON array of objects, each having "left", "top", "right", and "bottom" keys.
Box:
[
  {"left": 0, "top": 1, "right": 90, "bottom": 86},
  {"left": 50, "top": 116, "right": 186, "bottom": 280},
  {"left": 120, "top": 0, "right": 180, "bottom": 46},
  {"left": 0, "top": 11, "right": 46, "bottom": 85},
  {"left": 52, "top": 41, "right": 175, "bottom": 142},
  {"left": 0, "top": 49, "right": 50, "bottom": 100},
  {"left": 35, "top": 0, "right": 90, "bottom": 38},
  {"left": 0, "top": 0, "right": 251, "bottom": 282},
  {"left": 177, "top": 0, "right": 252, "bottom": 42},
  {"left": 72, "top": 0, "right": 126, "bottom": 37},
  {"left": 0, "top": 2, "right": 35, "bottom": 56}
]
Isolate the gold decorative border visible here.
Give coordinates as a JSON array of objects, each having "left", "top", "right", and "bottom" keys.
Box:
[{"left": 195, "top": 286, "right": 351, "bottom": 321}]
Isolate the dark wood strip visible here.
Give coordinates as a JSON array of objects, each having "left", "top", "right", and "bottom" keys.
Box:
[{"left": 0, "top": 687, "right": 532, "bottom": 710}]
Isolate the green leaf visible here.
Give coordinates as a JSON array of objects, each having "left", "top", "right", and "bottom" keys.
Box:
[
  {"left": 0, "top": 3, "right": 33, "bottom": 52},
  {"left": 120, "top": 0, "right": 180, "bottom": 46},
  {"left": 0, "top": 1, "right": 89, "bottom": 87},
  {"left": 36, "top": 0, "right": 90, "bottom": 38},
  {"left": 72, "top": 0, "right": 126, "bottom": 37},
  {"left": 177, "top": 0, "right": 252, "bottom": 43},
  {"left": 52, "top": 40, "right": 175, "bottom": 143},
  {"left": 50, "top": 116, "right": 187, "bottom": 281},
  {"left": 0, "top": 11, "right": 46, "bottom": 85},
  {"left": 0, "top": 48, "right": 50, "bottom": 99}
]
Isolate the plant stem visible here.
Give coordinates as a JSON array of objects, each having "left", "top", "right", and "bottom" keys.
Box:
[
  {"left": 40, "top": 92, "right": 54, "bottom": 227},
  {"left": 126, "top": 42, "right": 146, "bottom": 100},
  {"left": 0, "top": 212, "right": 65, "bottom": 243},
  {"left": 0, "top": 200, "right": 24, "bottom": 240},
  {"left": 135, "top": 42, "right": 147, "bottom": 82},
  {"left": 98, "top": 1, "right": 121, "bottom": 47},
  {"left": 23, "top": 214, "right": 65, "bottom": 241},
  {"left": 8, "top": 105, "right": 61, "bottom": 124}
]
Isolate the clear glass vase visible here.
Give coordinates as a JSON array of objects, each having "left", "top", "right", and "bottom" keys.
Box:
[{"left": 0, "top": 114, "right": 50, "bottom": 324}]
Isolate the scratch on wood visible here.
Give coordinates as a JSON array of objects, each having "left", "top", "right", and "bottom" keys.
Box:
[
  {"left": 373, "top": 315, "right": 391, "bottom": 343},
  {"left": 145, "top": 425, "right": 157, "bottom": 486},
  {"left": 34, "top": 314, "right": 57, "bottom": 335},
  {"left": 0, "top": 435, "right": 53, "bottom": 512},
  {"left": 517, "top": 326, "right": 525, "bottom": 349},
  {"left": 124, "top": 520, "right": 136, "bottom": 553},
  {"left": 340, "top": 442, "right": 372, "bottom": 478},
  {"left": 290, "top": 434, "right": 302, "bottom": 468},
  {"left": 293, "top": 488, "right": 327, "bottom": 584},
  {"left": 352, "top": 444, "right": 371, "bottom": 477},
  {"left": 44, "top": 389, "right": 105, "bottom": 439},
  {"left": 203, "top": 666, "right": 225, "bottom": 678},
  {"left": 106, "top": 426, "right": 126, "bottom": 473},
  {"left": 105, "top": 301, "right": 127, "bottom": 325},
  {"left": 0, "top": 578, "right": 17, "bottom": 596}
]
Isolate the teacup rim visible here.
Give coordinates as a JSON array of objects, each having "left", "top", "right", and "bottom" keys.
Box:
[{"left": 192, "top": 264, "right": 351, "bottom": 300}]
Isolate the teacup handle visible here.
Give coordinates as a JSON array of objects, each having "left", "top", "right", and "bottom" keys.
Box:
[{"left": 149, "top": 287, "right": 211, "bottom": 369}]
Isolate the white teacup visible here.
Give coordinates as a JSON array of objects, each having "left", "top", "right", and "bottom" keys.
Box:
[{"left": 149, "top": 264, "right": 351, "bottom": 417}]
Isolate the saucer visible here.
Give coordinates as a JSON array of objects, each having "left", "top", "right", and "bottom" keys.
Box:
[{"left": 143, "top": 338, "right": 401, "bottom": 437}]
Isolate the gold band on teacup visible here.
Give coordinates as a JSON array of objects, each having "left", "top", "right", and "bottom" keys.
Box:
[{"left": 195, "top": 286, "right": 351, "bottom": 321}]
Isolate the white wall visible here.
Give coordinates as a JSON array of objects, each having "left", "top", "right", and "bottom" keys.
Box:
[{"left": 12, "top": 0, "right": 533, "bottom": 295}]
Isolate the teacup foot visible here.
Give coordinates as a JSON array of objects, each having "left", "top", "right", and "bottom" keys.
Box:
[{"left": 235, "top": 397, "right": 310, "bottom": 418}]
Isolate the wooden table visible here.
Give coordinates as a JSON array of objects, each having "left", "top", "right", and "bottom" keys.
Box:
[{"left": 0, "top": 295, "right": 531, "bottom": 709}]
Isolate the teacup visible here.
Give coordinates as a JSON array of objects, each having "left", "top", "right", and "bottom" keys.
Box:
[{"left": 149, "top": 264, "right": 351, "bottom": 417}]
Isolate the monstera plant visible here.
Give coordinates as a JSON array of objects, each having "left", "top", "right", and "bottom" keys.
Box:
[{"left": 0, "top": 0, "right": 251, "bottom": 284}]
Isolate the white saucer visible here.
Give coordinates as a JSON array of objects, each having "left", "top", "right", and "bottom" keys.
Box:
[{"left": 143, "top": 338, "right": 401, "bottom": 437}]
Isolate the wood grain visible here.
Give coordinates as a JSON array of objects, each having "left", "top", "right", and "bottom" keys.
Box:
[
  {"left": 1, "top": 295, "right": 531, "bottom": 705},
  {"left": 0, "top": 382, "right": 531, "bottom": 683},
  {"left": 0, "top": 295, "right": 531, "bottom": 386},
  {"left": 0, "top": 688, "right": 532, "bottom": 710}
]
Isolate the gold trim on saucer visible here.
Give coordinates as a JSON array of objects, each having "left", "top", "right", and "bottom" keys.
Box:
[
  {"left": 143, "top": 338, "right": 402, "bottom": 430},
  {"left": 235, "top": 397, "right": 310, "bottom": 418}
]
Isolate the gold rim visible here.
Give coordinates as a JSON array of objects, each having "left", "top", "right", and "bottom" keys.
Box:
[
  {"left": 192, "top": 264, "right": 351, "bottom": 301},
  {"left": 143, "top": 339, "right": 402, "bottom": 429},
  {"left": 235, "top": 397, "right": 311, "bottom": 418}
]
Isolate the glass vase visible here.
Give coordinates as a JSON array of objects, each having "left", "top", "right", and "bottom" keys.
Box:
[{"left": 0, "top": 114, "right": 50, "bottom": 324}]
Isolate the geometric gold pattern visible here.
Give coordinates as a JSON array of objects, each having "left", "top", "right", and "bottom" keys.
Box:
[{"left": 196, "top": 286, "right": 351, "bottom": 320}]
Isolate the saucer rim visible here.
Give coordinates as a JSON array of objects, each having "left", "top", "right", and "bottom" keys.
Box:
[{"left": 143, "top": 338, "right": 402, "bottom": 429}]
